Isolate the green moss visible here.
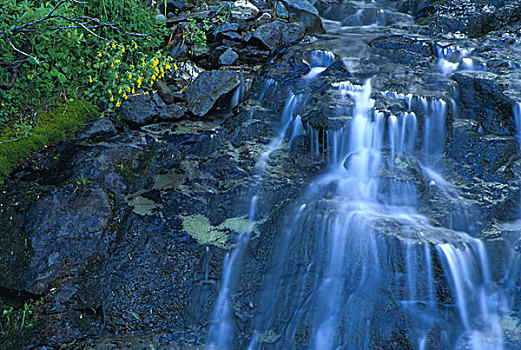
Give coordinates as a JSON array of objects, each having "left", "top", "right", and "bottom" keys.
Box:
[{"left": 0, "top": 100, "right": 98, "bottom": 185}]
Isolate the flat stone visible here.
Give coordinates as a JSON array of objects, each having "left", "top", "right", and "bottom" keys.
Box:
[
  {"left": 219, "top": 48, "right": 239, "bottom": 65},
  {"left": 280, "top": 0, "right": 324, "bottom": 33}
]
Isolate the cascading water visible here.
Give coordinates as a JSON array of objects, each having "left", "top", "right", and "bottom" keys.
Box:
[
  {"left": 207, "top": 86, "right": 307, "bottom": 349},
  {"left": 245, "top": 75, "right": 509, "bottom": 349},
  {"left": 206, "top": 1, "right": 520, "bottom": 349}
]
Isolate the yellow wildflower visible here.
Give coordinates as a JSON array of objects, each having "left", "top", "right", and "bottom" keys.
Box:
[
  {"left": 142, "top": 61, "right": 146, "bottom": 67},
  {"left": 125, "top": 95, "right": 128, "bottom": 100},
  {"left": 108, "top": 89, "right": 112, "bottom": 94},
  {"left": 116, "top": 101, "right": 121, "bottom": 107},
  {"left": 112, "top": 43, "right": 116, "bottom": 49},
  {"left": 106, "top": 42, "right": 110, "bottom": 46},
  {"left": 155, "top": 67, "right": 159, "bottom": 74},
  {"left": 98, "top": 52, "right": 102, "bottom": 57},
  {"left": 165, "top": 64, "right": 171, "bottom": 70},
  {"left": 174, "top": 63, "right": 178, "bottom": 71},
  {"left": 118, "top": 88, "right": 123, "bottom": 94},
  {"left": 110, "top": 96, "right": 114, "bottom": 102},
  {"left": 160, "top": 67, "right": 164, "bottom": 73},
  {"left": 111, "top": 63, "right": 114, "bottom": 68},
  {"left": 127, "top": 86, "right": 131, "bottom": 92},
  {"left": 128, "top": 73, "right": 132, "bottom": 80},
  {"left": 121, "top": 47, "right": 125, "bottom": 53},
  {"left": 134, "top": 43, "right": 138, "bottom": 49},
  {"left": 115, "top": 73, "right": 118, "bottom": 79},
  {"left": 152, "top": 74, "right": 157, "bottom": 80},
  {"left": 123, "top": 92, "right": 127, "bottom": 99},
  {"left": 89, "top": 77, "right": 93, "bottom": 83},
  {"left": 131, "top": 88, "right": 135, "bottom": 94}
]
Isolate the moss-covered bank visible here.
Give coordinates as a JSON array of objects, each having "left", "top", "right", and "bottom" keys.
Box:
[{"left": 0, "top": 100, "right": 98, "bottom": 184}]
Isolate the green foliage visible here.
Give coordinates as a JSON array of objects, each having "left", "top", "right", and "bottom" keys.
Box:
[
  {"left": 85, "top": 41, "right": 176, "bottom": 110},
  {"left": 0, "top": 298, "right": 43, "bottom": 346},
  {"left": 0, "top": 0, "right": 168, "bottom": 123},
  {"left": 183, "top": 16, "right": 211, "bottom": 47},
  {"left": 0, "top": 100, "right": 98, "bottom": 184}
]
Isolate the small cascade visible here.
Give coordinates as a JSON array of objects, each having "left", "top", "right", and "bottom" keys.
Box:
[
  {"left": 207, "top": 196, "right": 259, "bottom": 350},
  {"left": 304, "top": 50, "right": 335, "bottom": 79},
  {"left": 207, "top": 83, "right": 306, "bottom": 349}
]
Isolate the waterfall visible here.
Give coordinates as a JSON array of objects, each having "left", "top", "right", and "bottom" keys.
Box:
[
  {"left": 245, "top": 76, "right": 508, "bottom": 349},
  {"left": 207, "top": 86, "right": 305, "bottom": 349}
]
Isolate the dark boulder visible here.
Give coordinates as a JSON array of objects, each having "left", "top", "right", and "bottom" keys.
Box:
[
  {"left": 252, "top": 21, "right": 305, "bottom": 51},
  {"left": 280, "top": 0, "right": 324, "bottom": 33},
  {"left": 24, "top": 188, "right": 111, "bottom": 297},
  {"left": 120, "top": 94, "right": 158, "bottom": 126},
  {"left": 185, "top": 70, "right": 243, "bottom": 117}
]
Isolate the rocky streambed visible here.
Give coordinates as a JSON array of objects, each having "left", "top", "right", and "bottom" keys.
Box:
[{"left": 1, "top": 0, "right": 521, "bottom": 349}]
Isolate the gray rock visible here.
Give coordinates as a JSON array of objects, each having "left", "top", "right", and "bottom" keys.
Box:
[
  {"left": 185, "top": 70, "right": 243, "bottom": 116},
  {"left": 120, "top": 94, "right": 158, "bottom": 125},
  {"left": 153, "top": 80, "right": 176, "bottom": 105},
  {"left": 219, "top": 48, "right": 239, "bottom": 65},
  {"left": 25, "top": 188, "right": 112, "bottom": 294},
  {"left": 280, "top": 0, "right": 324, "bottom": 33},
  {"left": 253, "top": 21, "right": 305, "bottom": 51},
  {"left": 158, "top": 103, "right": 187, "bottom": 120},
  {"left": 222, "top": 31, "right": 243, "bottom": 40},
  {"left": 75, "top": 117, "right": 116, "bottom": 141},
  {"left": 214, "top": 22, "right": 240, "bottom": 35}
]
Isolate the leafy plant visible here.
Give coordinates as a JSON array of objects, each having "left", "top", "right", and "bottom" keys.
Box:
[{"left": 0, "top": 298, "right": 43, "bottom": 340}]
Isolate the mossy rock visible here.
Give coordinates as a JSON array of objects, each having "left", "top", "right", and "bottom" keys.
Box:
[{"left": 0, "top": 100, "right": 98, "bottom": 185}]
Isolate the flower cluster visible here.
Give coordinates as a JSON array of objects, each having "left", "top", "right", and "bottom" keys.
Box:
[{"left": 87, "top": 41, "right": 177, "bottom": 110}]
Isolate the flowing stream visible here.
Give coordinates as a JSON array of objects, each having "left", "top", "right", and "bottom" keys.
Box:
[{"left": 206, "top": 1, "right": 521, "bottom": 349}]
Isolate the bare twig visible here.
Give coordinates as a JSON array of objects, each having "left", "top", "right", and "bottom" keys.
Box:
[{"left": 8, "top": 40, "right": 40, "bottom": 64}]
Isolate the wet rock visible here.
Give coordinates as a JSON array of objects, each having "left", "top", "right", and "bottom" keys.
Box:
[
  {"left": 280, "top": 0, "right": 324, "bottom": 33},
  {"left": 252, "top": 21, "right": 305, "bottom": 51},
  {"left": 452, "top": 72, "right": 516, "bottom": 136},
  {"left": 25, "top": 188, "right": 111, "bottom": 295},
  {"left": 74, "top": 117, "right": 116, "bottom": 141},
  {"left": 201, "top": 155, "right": 247, "bottom": 180},
  {"left": 185, "top": 70, "right": 243, "bottom": 117},
  {"left": 256, "top": 12, "right": 273, "bottom": 25},
  {"left": 120, "top": 94, "right": 158, "bottom": 125},
  {"left": 370, "top": 35, "right": 435, "bottom": 65},
  {"left": 450, "top": 120, "right": 518, "bottom": 181},
  {"left": 219, "top": 47, "right": 239, "bottom": 65}
]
